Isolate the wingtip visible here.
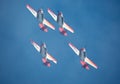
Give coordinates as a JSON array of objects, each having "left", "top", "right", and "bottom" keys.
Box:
[
  {"left": 68, "top": 42, "right": 72, "bottom": 46},
  {"left": 51, "top": 25, "right": 55, "bottom": 30},
  {"left": 52, "top": 60, "right": 57, "bottom": 64},
  {"left": 71, "top": 28, "right": 75, "bottom": 33},
  {"left": 26, "top": 4, "right": 32, "bottom": 10},
  {"left": 95, "top": 66, "right": 98, "bottom": 69},
  {"left": 55, "top": 61, "right": 57, "bottom": 64},
  {"left": 93, "top": 63, "right": 98, "bottom": 69},
  {"left": 54, "top": 59, "right": 57, "bottom": 64},
  {"left": 70, "top": 28, "right": 74, "bottom": 33},
  {"left": 72, "top": 30, "right": 74, "bottom": 33},
  {"left": 47, "top": 8, "right": 50, "bottom": 12},
  {"left": 52, "top": 28, "right": 55, "bottom": 30},
  {"left": 47, "top": 8, "right": 53, "bottom": 13},
  {"left": 26, "top": 4, "right": 30, "bottom": 8}
]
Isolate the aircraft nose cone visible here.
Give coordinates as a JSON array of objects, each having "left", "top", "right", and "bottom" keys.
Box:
[
  {"left": 81, "top": 48, "right": 86, "bottom": 52},
  {"left": 58, "top": 12, "right": 63, "bottom": 17},
  {"left": 40, "top": 9, "right": 43, "bottom": 13}
]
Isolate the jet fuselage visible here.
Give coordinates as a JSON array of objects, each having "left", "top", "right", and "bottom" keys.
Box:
[
  {"left": 79, "top": 48, "right": 87, "bottom": 61},
  {"left": 57, "top": 12, "right": 64, "bottom": 27},
  {"left": 40, "top": 43, "right": 47, "bottom": 58},
  {"left": 37, "top": 9, "right": 44, "bottom": 23}
]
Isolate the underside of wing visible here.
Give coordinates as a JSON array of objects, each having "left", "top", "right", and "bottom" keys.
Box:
[
  {"left": 26, "top": 4, "right": 37, "bottom": 18},
  {"left": 46, "top": 53, "right": 57, "bottom": 64},
  {"left": 84, "top": 57, "right": 98, "bottom": 69},
  {"left": 69, "top": 43, "right": 79, "bottom": 56},
  {"left": 63, "top": 22, "right": 74, "bottom": 33},
  {"left": 47, "top": 8, "right": 57, "bottom": 21},
  {"left": 43, "top": 19, "right": 55, "bottom": 30},
  {"left": 31, "top": 40, "right": 40, "bottom": 52}
]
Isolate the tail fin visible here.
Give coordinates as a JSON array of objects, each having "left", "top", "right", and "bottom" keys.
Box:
[
  {"left": 39, "top": 23, "right": 48, "bottom": 32},
  {"left": 42, "top": 58, "right": 51, "bottom": 67},
  {"left": 59, "top": 27, "right": 67, "bottom": 36},
  {"left": 80, "top": 61, "right": 89, "bottom": 70}
]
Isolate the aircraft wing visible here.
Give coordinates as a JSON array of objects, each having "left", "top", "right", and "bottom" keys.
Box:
[
  {"left": 84, "top": 57, "right": 98, "bottom": 69},
  {"left": 31, "top": 40, "right": 40, "bottom": 52},
  {"left": 63, "top": 22, "right": 74, "bottom": 33},
  {"left": 26, "top": 4, "right": 37, "bottom": 18},
  {"left": 46, "top": 53, "right": 57, "bottom": 64},
  {"left": 43, "top": 19, "right": 55, "bottom": 30},
  {"left": 68, "top": 43, "right": 79, "bottom": 56},
  {"left": 47, "top": 8, "right": 57, "bottom": 21}
]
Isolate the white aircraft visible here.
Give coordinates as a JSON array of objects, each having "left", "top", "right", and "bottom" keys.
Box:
[
  {"left": 69, "top": 43, "right": 98, "bottom": 70},
  {"left": 31, "top": 40, "right": 57, "bottom": 67},
  {"left": 48, "top": 8, "right": 74, "bottom": 36},
  {"left": 26, "top": 4, "right": 55, "bottom": 32}
]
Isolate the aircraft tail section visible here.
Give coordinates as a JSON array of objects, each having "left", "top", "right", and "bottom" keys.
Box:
[
  {"left": 80, "top": 61, "right": 89, "bottom": 70},
  {"left": 39, "top": 23, "right": 48, "bottom": 32},
  {"left": 42, "top": 58, "right": 51, "bottom": 67},
  {"left": 59, "top": 27, "right": 67, "bottom": 36}
]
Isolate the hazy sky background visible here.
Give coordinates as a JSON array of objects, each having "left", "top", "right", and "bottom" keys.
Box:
[{"left": 0, "top": 0, "right": 120, "bottom": 84}]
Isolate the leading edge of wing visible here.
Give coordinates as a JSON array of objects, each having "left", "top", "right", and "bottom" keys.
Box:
[
  {"left": 47, "top": 8, "right": 57, "bottom": 21},
  {"left": 26, "top": 4, "right": 37, "bottom": 18},
  {"left": 46, "top": 53, "right": 57, "bottom": 64},
  {"left": 63, "top": 22, "right": 74, "bottom": 33},
  {"left": 31, "top": 40, "right": 40, "bottom": 52},
  {"left": 68, "top": 43, "right": 79, "bottom": 56},
  {"left": 84, "top": 57, "right": 98, "bottom": 69},
  {"left": 43, "top": 19, "right": 55, "bottom": 30}
]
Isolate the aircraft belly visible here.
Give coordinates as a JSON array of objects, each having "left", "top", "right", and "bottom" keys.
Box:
[
  {"left": 80, "top": 51, "right": 86, "bottom": 61},
  {"left": 80, "top": 54, "right": 85, "bottom": 61},
  {"left": 57, "top": 16, "right": 63, "bottom": 27},
  {"left": 41, "top": 52, "right": 46, "bottom": 57},
  {"left": 37, "top": 13, "right": 43, "bottom": 23},
  {"left": 40, "top": 47, "right": 47, "bottom": 58},
  {"left": 58, "top": 21, "right": 63, "bottom": 27},
  {"left": 80, "top": 55, "right": 84, "bottom": 61}
]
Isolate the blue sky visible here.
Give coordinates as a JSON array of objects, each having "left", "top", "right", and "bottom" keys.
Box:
[{"left": 0, "top": 0, "right": 120, "bottom": 84}]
